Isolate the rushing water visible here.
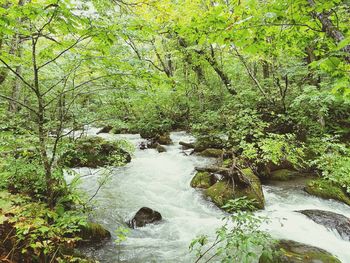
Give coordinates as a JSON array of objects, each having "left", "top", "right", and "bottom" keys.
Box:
[{"left": 72, "top": 131, "right": 350, "bottom": 263}]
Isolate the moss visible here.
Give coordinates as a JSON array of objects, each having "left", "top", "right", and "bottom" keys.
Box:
[
  {"left": 78, "top": 222, "right": 111, "bottom": 243},
  {"left": 305, "top": 179, "right": 350, "bottom": 206},
  {"left": 205, "top": 181, "right": 234, "bottom": 207},
  {"left": 259, "top": 239, "right": 341, "bottom": 263},
  {"left": 62, "top": 136, "right": 131, "bottom": 168},
  {"left": 270, "top": 169, "right": 298, "bottom": 181},
  {"left": 204, "top": 168, "right": 265, "bottom": 210},
  {"left": 198, "top": 148, "right": 223, "bottom": 158},
  {"left": 239, "top": 168, "right": 265, "bottom": 209},
  {"left": 222, "top": 159, "right": 233, "bottom": 168},
  {"left": 190, "top": 172, "right": 212, "bottom": 189}
]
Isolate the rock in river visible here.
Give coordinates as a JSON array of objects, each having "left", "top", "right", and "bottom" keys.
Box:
[
  {"left": 259, "top": 239, "right": 341, "bottom": 263},
  {"left": 305, "top": 179, "right": 350, "bottom": 206},
  {"left": 61, "top": 136, "right": 131, "bottom": 168},
  {"left": 127, "top": 207, "right": 162, "bottom": 228},
  {"left": 204, "top": 168, "right": 265, "bottom": 210},
  {"left": 297, "top": 209, "right": 350, "bottom": 241}
]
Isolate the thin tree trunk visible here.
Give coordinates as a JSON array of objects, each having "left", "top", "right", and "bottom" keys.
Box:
[
  {"left": 262, "top": 60, "right": 269, "bottom": 79},
  {"left": 8, "top": 0, "right": 24, "bottom": 112},
  {"left": 31, "top": 34, "right": 54, "bottom": 207}
]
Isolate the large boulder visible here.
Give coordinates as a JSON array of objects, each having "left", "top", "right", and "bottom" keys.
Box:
[
  {"left": 204, "top": 168, "right": 265, "bottom": 210},
  {"left": 62, "top": 137, "right": 131, "bottom": 168},
  {"left": 127, "top": 207, "right": 162, "bottom": 228},
  {"left": 259, "top": 239, "right": 341, "bottom": 263},
  {"left": 305, "top": 179, "right": 350, "bottom": 206},
  {"left": 297, "top": 209, "right": 350, "bottom": 241}
]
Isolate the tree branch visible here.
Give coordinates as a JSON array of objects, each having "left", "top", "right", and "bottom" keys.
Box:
[
  {"left": 37, "top": 35, "right": 90, "bottom": 70},
  {"left": 0, "top": 58, "right": 34, "bottom": 91},
  {"left": 0, "top": 94, "right": 38, "bottom": 115}
]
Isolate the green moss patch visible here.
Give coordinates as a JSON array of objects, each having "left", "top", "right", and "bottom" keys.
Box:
[
  {"left": 259, "top": 239, "right": 341, "bottom": 263},
  {"left": 305, "top": 179, "right": 350, "bottom": 206},
  {"left": 190, "top": 172, "right": 213, "bottom": 189},
  {"left": 78, "top": 222, "right": 111, "bottom": 243},
  {"left": 204, "top": 168, "right": 265, "bottom": 210}
]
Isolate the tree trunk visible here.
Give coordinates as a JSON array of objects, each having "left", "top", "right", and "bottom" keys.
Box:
[
  {"left": 32, "top": 35, "right": 54, "bottom": 207},
  {"left": 308, "top": 0, "right": 350, "bottom": 63},
  {"left": 262, "top": 60, "right": 269, "bottom": 79}
]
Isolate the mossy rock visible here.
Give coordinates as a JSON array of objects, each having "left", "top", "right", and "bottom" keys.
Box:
[
  {"left": 190, "top": 172, "right": 213, "bottom": 189},
  {"left": 269, "top": 169, "right": 298, "bottom": 181},
  {"left": 97, "top": 126, "right": 113, "bottom": 134},
  {"left": 62, "top": 136, "right": 131, "bottom": 168},
  {"left": 204, "top": 168, "right": 264, "bottom": 210},
  {"left": 140, "top": 130, "right": 159, "bottom": 139},
  {"left": 140, "top": 131, "right": 172, "bottom": 145},
  {"left": 156, "top": 144, "right": 166, "bottom": 153},
  {"left": 305, "top": 179, "right": 350, "bottom": 206},
  {"left": 111, "top": 127, "right": 129, "bottom": 134},
  {"left": 198, "top": 148, "right": 223, "bottom": 158},
  {"left": 258, "top": 160, "right": 295, "bottom": 178},
  {"left": 204, "top": 181, "right": 233, "bottom": 208},
  {"left": 157, "top": 133, "right": 172, "bottom": 145},
  {"left": 194, "top": 135, "right": 224, "bottom": 152},
  {"left": 239, "top": 168, "right": 265, "bottom": 209},
  {"left": 259, "top": 239, "right": 341, "bottom": 263},
  {"left": 78, "top": 222, "right": 111, "bottom": 243}
]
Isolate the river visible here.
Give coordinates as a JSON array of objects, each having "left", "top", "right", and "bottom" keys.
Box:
[{"left": 71, "top": 130, "right": 350, "bottom": 263}]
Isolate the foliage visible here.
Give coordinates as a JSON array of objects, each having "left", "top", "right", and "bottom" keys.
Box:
[
  {"left": 0, "top": 191, "right": 88, "bottom": 262},
  {"left": 1, "top": 0, "right": 350, "bottom": 260},
  {"left": 308, "top": 138, "right": 350, "bottom": 193},
  {"left": 190, "top": 197, "right": 275, "bottom": 263},
  {"left": 61, "top": 136, "right": 133, "bottom": 168},
  {"left": 114, "top": 227, "right": 130, "bottom": 245}
]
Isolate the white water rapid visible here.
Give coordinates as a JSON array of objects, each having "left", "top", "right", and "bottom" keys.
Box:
[{"left": 72, "top": 131, "right": 350, "bottom": 263}]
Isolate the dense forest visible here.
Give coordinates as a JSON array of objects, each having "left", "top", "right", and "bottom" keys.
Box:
[{"left": 0, "top": 0, "right": 350, "bottom": 262}]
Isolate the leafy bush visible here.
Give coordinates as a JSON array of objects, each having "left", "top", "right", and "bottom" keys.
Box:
[
  {"left": 0, "top": 191, "right": 88, "bottom": 262},
  {"left": 240, "top": 133, "right": 305, "bottom": 169},
  {"left": 190, "top": 197, "right": 275, "bottom": 263},
  {"left": 308, "top": 138, "right": 350, "bottom": 193}
]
